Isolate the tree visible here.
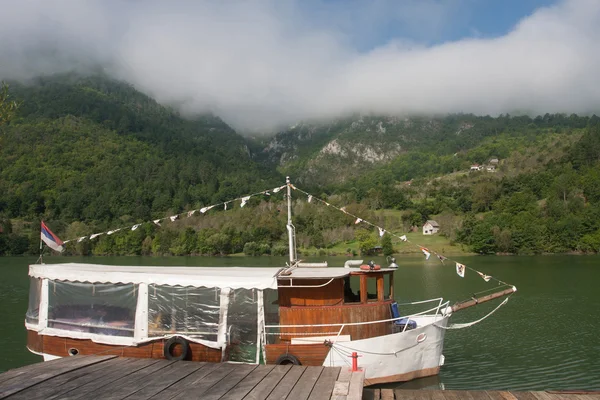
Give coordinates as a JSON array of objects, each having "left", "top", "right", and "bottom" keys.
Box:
[
  {"left": 0, "top": 82, "right": 21, "bottom": 125},
  {"left": 381, "top": 234, "right": 394, "bottom": 257}
]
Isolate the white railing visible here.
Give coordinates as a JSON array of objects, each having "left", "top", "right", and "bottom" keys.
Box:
[{"left": 263, "top": 298, "right": 449, "bottom": 344}]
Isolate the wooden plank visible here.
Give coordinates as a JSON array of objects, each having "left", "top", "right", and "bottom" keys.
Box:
[
  {"left": 198, "top": 364, "right": 258, "bottom": 400},
  {"left": 380, "top": 388, "right": 394, "bottom": 400},
  {"left": 485, "top": 391, "right": 518, "bottom": 400},
  {"left": 287, "top": 366, "right": 324, "bottom": 400},
  {"left": 7, "top": 357, "right": 133, "bottom": 400},
  {"left": 0, "top": 355, "right": 114, "bottom": 386},
  {"left": 512, "top": 393, "right": 541, "bottom": 400},
  {"left": 244, "top": 365, "right": 293, "bottom": 400},
  {"left": 307, "top": 367, "right": 341, "bottom": 400},
  {"left": 0, "top": 355, "right": 116, "bottom": 399},
  {"left": 468, "top": 391, "right": 494, "bottom": 400},
  {"left": 219, "top": 364, "right": 275, "bottom": 400},
  {"left": 145, "top": 361, "right": 222, "bottom": 399},
  {"left": 347, "top": 371, "right": 365, "bottom": 400},
  {"left": 332, "top": 381, "right": 350, "bottom": 399},
  {"left": 266, "top": 365, "right": 307, "bottom": 400},
  {"left": 112, "top": 360, "right": 206, "bottom": 400},
  {"left": 168, "top": 362, "right": 238, "bottom": 400},
  {"left": 59, "top": 358, "right": 165, "bottom": 400}
]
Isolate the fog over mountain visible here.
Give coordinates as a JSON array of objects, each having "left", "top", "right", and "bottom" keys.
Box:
[{"left": 1, "top": 0, "right": 599, "bottom": 131}]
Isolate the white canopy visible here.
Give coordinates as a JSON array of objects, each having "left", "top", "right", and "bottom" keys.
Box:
[{"left": 29, "top": 263, "right": 281, "bottom": 290}]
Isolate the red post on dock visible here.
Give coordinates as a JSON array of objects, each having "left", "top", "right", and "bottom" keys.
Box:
[{"left": 350, "top": 351, "right": 361, "bottom": 371}]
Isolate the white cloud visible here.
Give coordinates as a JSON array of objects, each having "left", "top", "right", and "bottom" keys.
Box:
[{"left": 0, "top": 0, "right": 598, "bottom": 131}]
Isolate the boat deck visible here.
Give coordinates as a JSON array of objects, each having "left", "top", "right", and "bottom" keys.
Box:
[{"left": 0, "top": 356, "right": 364, "bottom": 400}]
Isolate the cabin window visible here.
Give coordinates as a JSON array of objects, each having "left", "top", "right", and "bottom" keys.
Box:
[
  {"left": 47, "top": 282, "right": 137, "bottom": 337},
  {"left": 384, "top": 273, "right": 392, "bottom": 300},
  {"left": 148, "top": 285, "right": 220, "bottom": 342},
  {"left": 367, "top": 277, "right": 378, "bottom": 302},
  {"left": 343, "top": 275, "right": 361, "bottom": 303},
  {"left": 26, "top": 277, "right": 42, "bottom": 325}
]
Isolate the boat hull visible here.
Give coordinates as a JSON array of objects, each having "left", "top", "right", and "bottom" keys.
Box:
[
  {"left": 324, "top": 316, "right": 448, "bottom": 386},
  {"left": 26, "top": 329, "right": 223, "bottom": 362}
]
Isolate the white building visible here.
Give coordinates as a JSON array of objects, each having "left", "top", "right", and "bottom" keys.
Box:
[{"left": 423, "top": 220, "right": 440, "bottom": 235}]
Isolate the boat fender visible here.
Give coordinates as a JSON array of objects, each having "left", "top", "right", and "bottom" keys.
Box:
[
  {"left": 275, "top": 354, "right": 301, "bottom": 365},
  {"left": 164, "top": 336, "right": 190, "bottom": 361}
]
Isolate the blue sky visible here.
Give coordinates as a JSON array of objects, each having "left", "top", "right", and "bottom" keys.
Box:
[
  {"left": 297, "top": 0, "right": 560, "bottom": 50},
  {"left": 1, "top": 0, "right": 598, "bottom": 131}
]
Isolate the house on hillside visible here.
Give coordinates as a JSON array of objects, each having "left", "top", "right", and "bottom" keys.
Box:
[
  {"left": 470, "top": 164, "right": 483, "bottom": 171},
  {"left": 423, "top": 220, "right": 440, "bottom": 235},
  {"left": 486, "top": 165, "right": 496, "bottom": 172},
  {"left": 489, "top": 158, "right": 499, "bottom": 165}
]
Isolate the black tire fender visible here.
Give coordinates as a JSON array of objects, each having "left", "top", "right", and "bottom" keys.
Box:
[
  {"left": 164, "top": 336, "right": 190, "bottom": 361},
  {"left": 275, "top": 354, "right": 301, "bottom": 365}
]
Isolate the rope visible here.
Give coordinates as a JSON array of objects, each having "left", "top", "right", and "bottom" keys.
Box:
[
  {"left": 435, "top": 296, "right": 511, "bottom": 330},
  {"left": 291, "top": 184, "right": 514, "bottom": 288}
]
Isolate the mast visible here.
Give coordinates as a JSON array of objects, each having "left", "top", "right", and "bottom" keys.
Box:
[{"left": 286, "top": 176, "right": 297, "bottom": 265}]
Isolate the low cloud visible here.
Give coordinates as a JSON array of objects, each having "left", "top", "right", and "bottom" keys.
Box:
[{"left": 0, "top": 0, "right": 599, "bottom": 131}]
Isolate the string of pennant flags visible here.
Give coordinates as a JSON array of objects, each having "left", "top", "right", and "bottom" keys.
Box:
[
  {"left": 52, "top": 181, "right": 509, "bottom": 289},
  {"left": 292, "top": 185, "right": 509, "bottom": 288},
  {"left": 60, "top": 185, "right": 287, "bottom": 245}
]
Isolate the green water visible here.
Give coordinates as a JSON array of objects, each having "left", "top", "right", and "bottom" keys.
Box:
[{"left": 0, "top": 255, "right": 598, "bottom": 391}]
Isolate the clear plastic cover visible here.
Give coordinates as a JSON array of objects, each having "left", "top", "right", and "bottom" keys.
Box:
[
  {"left": 26, "top": 277, "right": 42, "bottom": 325},
  {"left": 227, "top": 288, "right": 260, "bottom": 363},
  {"left": 263, "top": 288, "right": 280, "bottom": 345},
  {"left": 148, "top": 285, "right": 221, "bottom": 342},
  {"left": 47, "top": 281, "right": 137, "bottom": 337}
]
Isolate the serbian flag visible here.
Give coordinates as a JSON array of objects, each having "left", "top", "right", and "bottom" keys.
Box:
[{"left": 41, "top": 221, "right": 64, "bottom": 252}]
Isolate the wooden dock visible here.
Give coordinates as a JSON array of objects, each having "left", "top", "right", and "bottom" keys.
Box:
[
  {"left": 0, "top": 356, "right": 364, "bottom": 400},
  {"left": 365, "top": 388, "right": 600, "bottom": 399}
]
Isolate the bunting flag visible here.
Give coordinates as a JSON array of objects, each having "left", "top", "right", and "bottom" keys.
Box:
[
  {"left": 131, "top": 224, "right": 141, "bottom": 231},
  {"left": 241, "top": 196, "right": 250, "bottom": 207},
  {"left": 107, "top": 229, "right": 121, "bottom": 235},
  {"left": 456, "top": 263, "right": 466, "bottom": 278},
  {"left": 77, "top": 236, "right": 87, "bottom": 243},
  {"left": 308, "top": 195, "right": 313, "bottom": 203},
  {"left": 90, "top": 233, "right": 103, "bottom": 239},
  {"left": 200, "top": 205, "right": 215, "bottom": 214},
  {"left": 40, "top": 221, "right": 64, "bottom": 252},
  {"left": 153, "top": 219, "right": 161, "bottom": 226},
  {"left": 224, "top": 202, "right": 228, "bottom": 211},
  {"left": 273, "top": 186, "right": 283, "bottom": 193},
  {"left": 379, "top": 227, "right": 386, "bottom": 237},
  {"left": 355, "top": 218, "right": 362, "bottom": 224},
  {"left": 421, "top": 247, "right": 431, "bottom": 260},
  {"left": 437, "top": 255, "right": 447, "bottom": 264},
  {"left": 169, "top": 215, "right": 178, "bottom": 222},
  {"left": 399, "top": 235, "right": 407, "bottom": 242},
  {"left": 477, "top": 271, "right": 492, "bottom": 282},
  {"left": 187, "top": 210, "right": 196, "bottom": 217},
  {"left": 265, "top": 192, "right": 271, "bottom": 196}
]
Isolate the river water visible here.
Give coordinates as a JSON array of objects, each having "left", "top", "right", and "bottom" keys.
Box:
[{"left": 0, "top": 255, "right": 598, "bottom": 391}]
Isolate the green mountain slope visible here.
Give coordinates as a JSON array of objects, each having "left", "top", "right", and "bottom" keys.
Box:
[{"left": 0, "top": 74, "right": 281, "bottom": 226}]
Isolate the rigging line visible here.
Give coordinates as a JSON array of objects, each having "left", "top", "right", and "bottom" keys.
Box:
[
  {"left": 437, "top": 296, "right": 511, "bottom": 329},
  {"left": 61, "top": 184, "right": 286, "bottom": 244},
  {"left": 292, "top": 185, "right": 513, "bottom": 287}
]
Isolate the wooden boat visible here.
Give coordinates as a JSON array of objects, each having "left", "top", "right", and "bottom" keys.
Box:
[{"left": 24, "top": 178, "right": 515, "bottom": 385}]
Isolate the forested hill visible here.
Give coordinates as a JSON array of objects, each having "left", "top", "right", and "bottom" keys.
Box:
[
  {"left": 3, "top": 73, "right": 600, "bottom": 257},
  {"left": 264, "top": 114, "right": 595, "bottom": 187},
  {"left": 0, "top": 74, "right": 281, "bottom": 230}
]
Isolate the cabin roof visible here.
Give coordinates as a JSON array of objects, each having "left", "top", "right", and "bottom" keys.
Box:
[
  {"left": 30, "top": 263, "right": 396, "bottom": 289},
  {"left": 30, "top": 263, "right": 281, "bottom": 289}
]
